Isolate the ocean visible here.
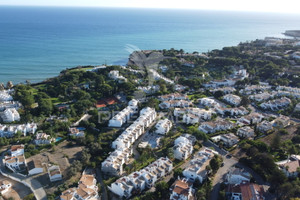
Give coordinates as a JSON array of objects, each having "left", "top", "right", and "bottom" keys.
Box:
[{"left": 0, "top": 6, "right": 300, "bottom": 84}]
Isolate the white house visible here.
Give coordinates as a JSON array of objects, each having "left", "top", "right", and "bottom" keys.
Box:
[
  {"left": 203, "top": 79, "right": 236, "bottom": 88},
  {"left": 0, "top": 180, "right": 12, "bottom": 195},
  {"left": 10, "top": 144, "right": 24, "bottom": 157},
  {"left": 223, "top": 94, "right": 241, "bottom": 106},
  {"left": 149, "top": 69, "right": 175, "bottom": 84},
  {"left": 183, "top": 149, "right": 216, "bottom": 183},
  {"left": 236, "top": 126, "right": 255, "bottom": 138},
  {"left": 174, "top": 136, "right": 193, "bottom": 160},
  {"left": 48, "top": 165, "right": 62, "bottom": 182},
  {"left": 240, "top": 85, "right": 271, "bottom": 95},
  {"left": 169, "top": 178, "right": 195, "bottom": 200},
  {"left": 226, "top": 168, "right": 251, "bottom": 185},
  {"left": 108, "top": 99, "right": 139, "bottom": 127},
  {"left": 155, "top": 119, "right": 172, "bottom": 135},
  {"left": 27, "top": 160, "right": 44, "bottom": 175},
  {"left": 34, "top": 132, "right": 54, "bottom": 145},
  {"left": 0, "top": 108, "right": 20, "bottom": 122},
  {"left": 61, "top": 174, "right": 99, "bottom": 200},
  {"left": 5, "top": 155, "right": 26, "bottom": 171},
  {"left": 69, "top": 127, "right": 85, "bottom": 137}
]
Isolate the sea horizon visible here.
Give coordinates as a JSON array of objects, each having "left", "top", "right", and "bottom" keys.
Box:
[{"left": 0, "top": 6, "right": 300, "bottom": 84}]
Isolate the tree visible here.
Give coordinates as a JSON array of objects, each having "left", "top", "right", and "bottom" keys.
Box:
[
  {"left": 271, "top": 134, "right": 281, "bottom": 150},
  {"left": 240, "top": 96, "right": 251, "bottom": 106},
  {"left": 209, "top": 155, "right": 221, "bottom": 173},
  {"left": 155, "top": 181, "right": 169, "bottom": 199}
]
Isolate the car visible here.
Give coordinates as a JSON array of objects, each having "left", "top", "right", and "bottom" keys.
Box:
[
  {"left": 226, "top": 154, "right": 232, "bottom": 159},
  {"left": 221, "top": 162, "right": 225, "bottom": 167}
]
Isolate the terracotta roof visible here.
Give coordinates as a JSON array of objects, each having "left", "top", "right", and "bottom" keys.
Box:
[
  {"left": 10, "top": 145, "right": 24, "bottom": 152},
  {"left": 281, "top": 160, "right": 300, "bottom": 173}
]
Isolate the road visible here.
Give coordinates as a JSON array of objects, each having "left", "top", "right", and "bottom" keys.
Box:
[
  {"left": 72, "top": 114, "right": 91, "bottom": 126},
  {"left": 203, "top": 141, "right": 271, "bottom": 200},
  {"left": 0, "top": 153, "right": 47, "bottom": 200},
  {"left": 95, "top": 168, "right": 108, "bottom": 200}
]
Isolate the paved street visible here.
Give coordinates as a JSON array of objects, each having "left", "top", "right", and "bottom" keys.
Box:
[{"left": 0, "top": 153, "right": 47, "bottom": 200}]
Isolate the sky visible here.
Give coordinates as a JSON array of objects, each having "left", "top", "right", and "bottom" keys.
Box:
[{"left": 0, "top": 0, "right": 300, "bottom": 14}]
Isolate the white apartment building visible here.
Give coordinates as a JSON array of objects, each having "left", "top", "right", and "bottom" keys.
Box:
[
  {"left": 101, "top": 148, "right": 133, "bottom": 176},
  {"left": 111, "top": 107, "right": 157, "bottom": 149},
  {"left": 174, "top": 136, "right": 193, "bottom": 160},
  {"left": 108, "top": 99, "right": 139, "bottom": 127},
  {"left": 109, "top": 157, "right": 173, "bottom": 198},
  {"left": 159, "top": 93, "right": 189, "bottom": 101},
  {"left": 0, "top": 108, "right": 20, "bottom": 122},
  {"left": 155, "top": 118, "right": 172, "bottom": 135}
]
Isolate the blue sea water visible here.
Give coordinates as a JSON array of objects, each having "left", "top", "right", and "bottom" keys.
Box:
[{"left": 0, "top": 6, "right": 300, "bottom": 84}]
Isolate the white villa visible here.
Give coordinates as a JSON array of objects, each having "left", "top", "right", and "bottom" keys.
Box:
[
  {"left": 109, "top": 70, "right": 127, "bottom": 83},
  {"left": 277, "top": 155, "right": 300, "bottom": 178},
  {"left": 69, "top": 127, "right": 85, "bottom": 137},
  {"left": 108, "top": 157, "right": 173, "bottom": 198},
  {"left": 169, "top": 178, "right": 195, "bottom": 200},
  {"left": 108, "top": 99, "right": 139, "bottom": 127},
  {"left": 240, "top": 85, "right": 271, "bottom": 95},
  {"left": 174, "top": 136, "right": 193, "bottom": 160},
  {"left": 223, "top": 94, "right": 241, "bottom": 106},
  {"left": 236, "top": 126, "right": 255, "bottom": 138},
  {"left": 34, "top": 132, "right": 54, "bottom": 145},
  {"left": 5, "top": 154, "right": 26, "bottom": 171},
  {"left": 155, "top": 118, "right": 172, "bottom": 135},
  {"left": 0, "top": 180, "right": 12, "bottom": 195},
  {"left": 48, "top": 165, "right": 63, "bottom": 182}
]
